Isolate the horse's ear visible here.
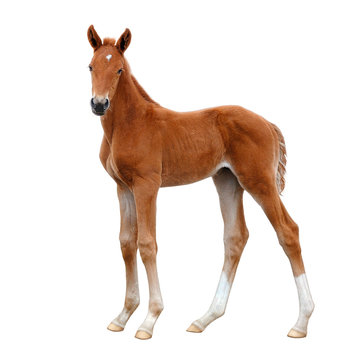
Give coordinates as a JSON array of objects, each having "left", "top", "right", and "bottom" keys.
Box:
[
  {"left": 87, "top": 25, "right": 102, "bottom": 51},
  {"left": 116, "top": 28, "right": 132, "bottom": 53}
]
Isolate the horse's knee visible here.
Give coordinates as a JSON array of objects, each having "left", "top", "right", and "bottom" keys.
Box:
[
  {"left": 120, "top": 235, "right": 137, "bottom": 261},
  {"left": 138, "top": 235, "right": 157, "bottom": 263},
  {"left": 242, "top": 227, "right": 250, "bottom": 245},
  {"left": 225, "top": 229, "right": 249, "bottom": 262},
  {"left": 278, "top": 222, "right": 301, "bottom": 256}
]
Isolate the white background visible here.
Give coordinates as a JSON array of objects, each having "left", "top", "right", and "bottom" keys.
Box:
[{"left": 1, "top": 0, "right": 359, "bottom": 359}]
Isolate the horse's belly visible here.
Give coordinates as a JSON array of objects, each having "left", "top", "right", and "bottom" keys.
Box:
[
  {"left": 161, "top": 165, "right": 215, "bottom": 187},
  {"left": 160, "top": 142, "right": 225, "bottom": 187}
]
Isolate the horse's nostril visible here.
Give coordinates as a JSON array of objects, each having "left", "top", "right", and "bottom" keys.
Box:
[{"left": 90, "top": 97, "right": 109, "bottom": 115}]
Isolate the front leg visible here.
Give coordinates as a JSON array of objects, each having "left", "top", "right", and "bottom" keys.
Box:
[
  {"left": 107, "top": 184, "right": 140, "bottom": 332},
  {"left": 133, "top": 177, "right": 164, "bottom": 340}
]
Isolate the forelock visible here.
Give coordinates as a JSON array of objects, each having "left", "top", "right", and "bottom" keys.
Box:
[{"left": 103, "top": 38, "right": 116, "bottom": 46}]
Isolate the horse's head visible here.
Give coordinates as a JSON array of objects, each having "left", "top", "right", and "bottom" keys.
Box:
[{"left": 87, "top": 25, "right": 131, "bottom": 116}]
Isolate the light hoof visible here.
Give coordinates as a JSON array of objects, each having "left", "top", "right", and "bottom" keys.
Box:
[
  {"left": 107, "top": 322, "right": 124, "bottom": 332},
  {"left": 186, "top": 323, "right": 203, "bottom": 333},
  {"left": 135, "top": 330, "right": 152, "bottom": 340},
  {"left": 287, "top": 328, "right": 307, "bottom": 338}
]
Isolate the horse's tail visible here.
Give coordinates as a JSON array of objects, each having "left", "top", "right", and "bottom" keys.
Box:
[{"left": 271, "top": 123, "right": 287, "bottom": 194}]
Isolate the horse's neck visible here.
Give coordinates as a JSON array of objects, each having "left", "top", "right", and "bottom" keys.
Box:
[
  {"left": 116, "top": 71, "right": 148, "bottom": 110},
  {"left": 131, "top": 75, "right": 159, "bottom": 105},
  {"left": 101, "top": 72, "right": 152, "bottom": 142}
]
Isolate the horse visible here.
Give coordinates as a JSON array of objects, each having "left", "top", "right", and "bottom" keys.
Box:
[{"left": 87, "top": 25, "right": 314, "bottom": 340}]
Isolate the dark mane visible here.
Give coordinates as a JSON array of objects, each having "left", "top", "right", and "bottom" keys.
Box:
[{"left": 131, "top": 75, "right": 159, "bottom": 105}]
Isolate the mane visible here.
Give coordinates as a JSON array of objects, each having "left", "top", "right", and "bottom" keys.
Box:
[{"left": 131, "top": 75, "right": 159, "bottom": 105}]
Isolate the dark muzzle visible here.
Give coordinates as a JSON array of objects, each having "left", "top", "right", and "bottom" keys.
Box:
[{"left": 91, "top": 98, "right": 110, "bottom": 116}]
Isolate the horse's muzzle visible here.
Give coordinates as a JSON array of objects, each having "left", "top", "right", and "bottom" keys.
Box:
[{"left": 91, "top": 97, "right": 110, "bottom": 116}]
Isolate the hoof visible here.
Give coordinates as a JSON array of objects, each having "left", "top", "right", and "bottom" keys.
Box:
[
  {"left": 186, "top": 323, "right": 203, "bottom": 333},
  {"left": 135, "top": 330, "right": 152, "bottom": 340},
  {"left": 107, "top": 322, "right": 124, "bottom": 332},
  {"left": 287, "top": 328, "right": 307, "bottom": 338}
]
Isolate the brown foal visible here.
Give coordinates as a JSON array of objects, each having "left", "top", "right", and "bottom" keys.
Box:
[{"left": 87, "top": 25, "right": 314, "bottom": 340}]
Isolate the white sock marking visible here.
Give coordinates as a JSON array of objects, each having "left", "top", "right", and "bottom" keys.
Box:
[
  {"left": 193, "top": 272, "right": 231, "bottom": 330},
  {"left": 293, "top": 273, "right": 314, "bottom": 333},
  {"left": 211, "top": 272, "right": 231, "bottom": 314}
]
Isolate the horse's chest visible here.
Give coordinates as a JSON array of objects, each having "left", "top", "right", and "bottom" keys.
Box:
[{"left": 105, "top": 152, "right": 134, "bottom": 186}]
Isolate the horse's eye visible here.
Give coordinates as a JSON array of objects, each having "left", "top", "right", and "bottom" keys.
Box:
[
  {"left": 89, "top": 65, "right": 93, "bottom": 71},
  {"left": 117, "top": 68, "right": 123, "bottom": 75}
]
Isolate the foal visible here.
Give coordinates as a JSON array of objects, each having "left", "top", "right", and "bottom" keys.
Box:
[{"left": 87, "top": 25, "right": 314, "bottom": 340}]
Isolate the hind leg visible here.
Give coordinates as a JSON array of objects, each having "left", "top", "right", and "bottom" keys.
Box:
[
  {"left": 243, "top": 178, "right": 314, "bottom": 337},
  {"left": 187, "top": 168, "right": 249, "bottom": 333}
]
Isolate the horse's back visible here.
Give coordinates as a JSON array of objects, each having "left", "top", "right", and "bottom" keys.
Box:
[{"left": 157, "top": 105, "right": 279, "bottom": 187}]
